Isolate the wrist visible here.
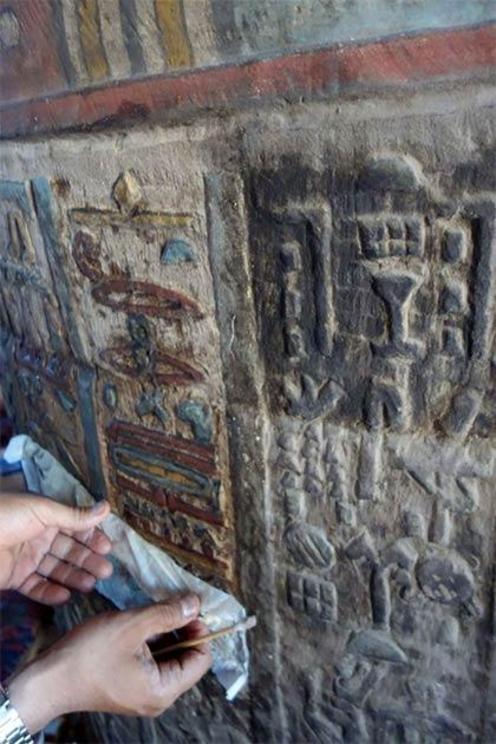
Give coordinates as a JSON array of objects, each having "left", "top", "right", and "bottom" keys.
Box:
[{"left": 7, "top": 647, "right": 71, "bottom": 735}]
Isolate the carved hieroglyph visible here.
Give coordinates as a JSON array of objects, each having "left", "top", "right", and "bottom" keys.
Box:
[
  {"left": 0, "top": 177, "right": 94, "bottom": 485},
  {"left": 1, "top": 93, "right": 496, "bottom": 741}
]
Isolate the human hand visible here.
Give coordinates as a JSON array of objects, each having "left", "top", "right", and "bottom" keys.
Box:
[
  {"left": 8, "top": 594, "right": 212, "bottom": 733},
  {"left": 0, "top": 493, "right": 112, "bottom": 604}
]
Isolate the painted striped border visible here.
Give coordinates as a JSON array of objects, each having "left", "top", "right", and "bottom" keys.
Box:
[
  {"left": 0, "top": 23, "right": 495, "bottom": 139},
  {"left": 59, "top": 0, "right": 197, "bottom": 85}
]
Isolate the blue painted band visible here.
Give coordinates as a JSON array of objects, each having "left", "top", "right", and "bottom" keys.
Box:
[
  {"left": 0, "top": 180, "right": 31, "bottom": 215},
  {"left": 110, "top": 443, "right": 220, "bottom": 502},
  {"left": 77, "top": 366, "right": 107, "bottom": 500}
]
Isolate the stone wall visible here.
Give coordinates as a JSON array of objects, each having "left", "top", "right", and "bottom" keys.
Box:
[
  {"left": 2, "top": 82, "right": 496, "bottom": 741},
  {"left": 1, "top": 2, "right": 496, "bottom": 742}
]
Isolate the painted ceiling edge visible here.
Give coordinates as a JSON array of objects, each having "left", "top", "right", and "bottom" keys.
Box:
[{"left": 0, "top": 22, "right": 495, "bottom": 140}]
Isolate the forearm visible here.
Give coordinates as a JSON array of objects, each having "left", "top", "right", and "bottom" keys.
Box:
[{"left": 7, "top": 649, "right": 70, "bottom": 735}]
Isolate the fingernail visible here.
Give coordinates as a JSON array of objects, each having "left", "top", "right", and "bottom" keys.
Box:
[{"left": 181, "top": 594, "right": 199, "bottom": 618}]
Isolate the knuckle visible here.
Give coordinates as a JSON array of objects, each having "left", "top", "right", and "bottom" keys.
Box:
[{"left": 143, "top": 703, "right": 164, "bottom": 718}]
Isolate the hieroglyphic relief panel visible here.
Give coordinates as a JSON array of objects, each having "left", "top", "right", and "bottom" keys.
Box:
[
  {"left": 247, "top": 147, "right": 496, "bottom": 740},
  {"left": 0, "top": 177, "right": 95, "bottom": 486},
  {"left": 64, "top": 170, "right": 235, "bottom": 586},
  {"left": 0, "top": 164, "right": 235, "bottom": 588}
]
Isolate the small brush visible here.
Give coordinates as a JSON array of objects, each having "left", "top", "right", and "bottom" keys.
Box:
[{"left": 153, "top": 615, "right": 257, "bottom": 658}]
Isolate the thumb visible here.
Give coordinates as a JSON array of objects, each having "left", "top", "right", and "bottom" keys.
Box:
[
  {"left": 133, "top": 595, "right": 201, "bottom": 641},
  {"left": 34, "top": 497, "right": 110, "bottom": 533}
]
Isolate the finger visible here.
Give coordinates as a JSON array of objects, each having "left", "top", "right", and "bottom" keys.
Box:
[
  {"left": 152, "top": 619, "right": 210, "bottom": 664},
  {"left": 71, "top": 527, "right": 112, "bottom": 555},
  {"left": 158, "top": 623, "right": 212, "bottom": 699},
  {"left": 149, "top": 619, "right": 209, "bottom": 657},
  {"left": 34, "top": 498, "right": 110, "bottom": 533},
  {"left": 18, "top": 572, "right": 71, "bottom": 605},
  {"left": 134, "top": 595, "right": 201, "bottom": 640},
  {"left": 49, "top": 533, "right": 113, "bottom": 579},
  {"left": 173, "top": 619, "right": 211, "bottom": 645},
  {"left": 38, "top": 554, "right": 96, "bottom": 593}
]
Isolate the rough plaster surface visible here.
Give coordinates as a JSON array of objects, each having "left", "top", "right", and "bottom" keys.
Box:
[{"left": 1, "top": 84, "right": 496, "bottom": 741}]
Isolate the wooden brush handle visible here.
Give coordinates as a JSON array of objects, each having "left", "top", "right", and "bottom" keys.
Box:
[{"left": 153, "top": 616, "right": 256, "bottom": 658}]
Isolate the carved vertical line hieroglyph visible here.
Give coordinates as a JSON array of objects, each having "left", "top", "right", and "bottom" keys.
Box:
[
  {"left": 78, "top": 0, "right": 110, "bottom": 82},
  {"left": 312, "top": 209, "right": 333, "bottom": 357}
]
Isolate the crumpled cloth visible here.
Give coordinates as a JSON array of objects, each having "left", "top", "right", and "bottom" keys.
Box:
[{"left": 4, "top": 435, "right": 249, "bottom": 700}]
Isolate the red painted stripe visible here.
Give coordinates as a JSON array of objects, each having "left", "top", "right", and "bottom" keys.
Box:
[
  {"left": 166, "top": 491, "right": 225, "bottom": 527},
  {"left": 106, "top": 419, "right": 217, "bottom": 476},
  {"left": 0, "top": 24, "right": 495, "bottom": 138},
  {"left": 107, "top": 418, "right": 215, "bottom": 457},
  {"left": 115, "top": 472, "right": 225, "bottom": 525},
  {"left": 115, "top": 472, "right": 162, "bottom": 502}
]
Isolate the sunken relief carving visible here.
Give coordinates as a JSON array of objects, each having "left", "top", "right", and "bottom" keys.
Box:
[
  {"left": 0, "top": 177, "right": 99, "bottom": 489},
  {"left": 251, "top": 148, "right": 496, "bottom": 740},
  {"left": 2, "top": 107, "right": 496, "bottom": 743},
  {"left": 249, "top": 155, "right": 496, "bottom": 439}
]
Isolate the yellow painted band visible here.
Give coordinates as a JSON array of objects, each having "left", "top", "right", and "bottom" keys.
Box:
[
  {"left": 155, "top": 0, "right": 193, "bottom": 69},
  {"left": 78, "top": 0, "right": 110, "bottom": 81}
]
